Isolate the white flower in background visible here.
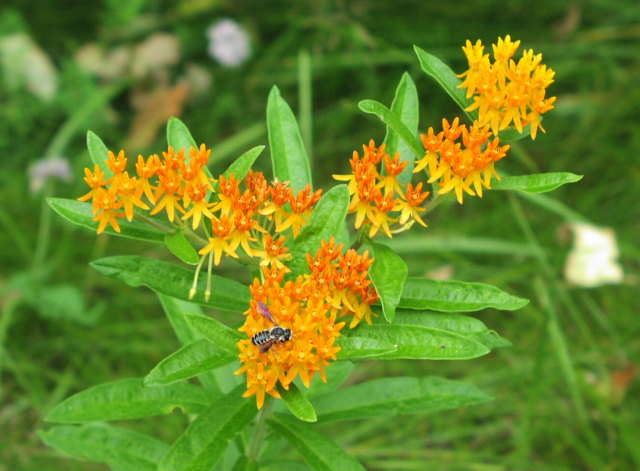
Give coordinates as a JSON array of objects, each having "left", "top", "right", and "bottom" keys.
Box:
[
  {"left": 206, "top": 19, "right": 251, "bottom": 67},
  {"left": 28, "top": 157, "right": 72, "bottom": 193},
  {"left": 0, "top": 33, "right": 58, "bottom": 100},
  {"left": 564, "top": 222, "right": 623, "bottom": 288}
]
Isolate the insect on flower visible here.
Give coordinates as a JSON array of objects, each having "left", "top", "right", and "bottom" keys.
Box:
[{"left": 251, "top": 301, "right": 293, "bottom": 353}]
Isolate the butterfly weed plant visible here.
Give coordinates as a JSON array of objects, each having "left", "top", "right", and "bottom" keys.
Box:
[{"left": 40, "top": 36, "right": 580, "bottom": 470}]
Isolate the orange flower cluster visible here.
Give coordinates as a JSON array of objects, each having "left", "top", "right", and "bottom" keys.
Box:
[
  {"left": 333, "top": 140, "right": 430, "bottom": 237},
  {"left": 236, "top": 238, "right": 378, "bottom": 408},
  {"left": 78, "top": 145, "right": 322, "bottom": 271},
  {"left": 414, "top": 118, "right": 510, "bottom": 204},
  {"left": 458, "top": 35, "right": 556, "bottom": 139}
]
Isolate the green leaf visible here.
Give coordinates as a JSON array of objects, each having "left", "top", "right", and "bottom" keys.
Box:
[
  {"left": 45, "top": 378, "right": 212, "bottom": 423},
  {"left": 313, "top": 376, "right": 491, "bottom": 422},
  {"left": 165, "top": 231, "right": 200, "bottom": 265},
  {"left": 185, "top": 313, "right": 243, "bottom": 355},
  {"left": 380, "top": 234, "right": 537, "bottom": 257},
  {"left": 345, "top": 324, "right": 490, "bottom": 360},
  {"left": 358, "top": 99, "right": 423, "bottom": 160},
  {"left": 496, "top": 125, "right": 533, "bottom": 143},
  {"left": 157, "top": 294, "right": 203, "bottom": 345},
  {"left": 365, "top": 242, "right": 407, "bottom": 323},
  {"left": 91, "top": 256, "right": 250, "bottom": 312},
  {"left": 288, "top": 185, "right": 350, "bottom": 275},
  {"left": 86, "top": 130, "right": 112, "bottom": 177},
  {"left": 383, "top": 72, "right": 419, "bottom": 184},
  {"left": 39, "top": 424, "right": 169, "bottom": 471},
  {"left": 156, "top": 295, "right": 222, "bottom": 391},
  {"left": 277, "top": 382, "right": 317, "bottom": 423},
  {"left": 492, "top": 172, "right": 583, "bottom": 194},
  {"left": 308, "top": 362, "right": 355, "bottom": 398},
  {"left": 399, "top": 277, "right": 529, "bottom": 312},
  {"left": 267, "top": 86, "right": 312, "bottom": 191},
  {"left": 334, "top": 336, "right": 397, "bottom": 360},
  {"left": 414, "top": 45, "right": 475, "bottom": 121},
  {"left": 223, "top": 145, "right": 265, "bottom": 181},
  {"left": 159, "top": 385, "right": 257, "bottom": 471},
  {"left": 268, "top": 414, "right": 366, "bottom": 471},
  {"left": 144, "top": 339, "right": 236, "bottom": 387},
  {"left": 167, "top": 117, "right": 197, "bottom": 151},
  {"left": 47, "top": 198, "right": 167, "bottom": 242},
  {"left": 394, "top": 310, "right": 511, "bottom": 350}
]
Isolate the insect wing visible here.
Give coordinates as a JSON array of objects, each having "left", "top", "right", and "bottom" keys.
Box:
[
  {"left": 257, "top": 301, "right": 277, "bottom": 325},
  {"left": 259, "top": 339, "right": 275, "bottom": 353}
]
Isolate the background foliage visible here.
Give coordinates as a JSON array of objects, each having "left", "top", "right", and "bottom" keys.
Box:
[{"left": 1, "top": 0, "right": 639, "bottom": 470}]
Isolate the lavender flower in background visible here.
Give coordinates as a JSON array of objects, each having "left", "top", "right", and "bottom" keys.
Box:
[
  {"left": 206, "top": 19, "right": 251, "bottom": 67},
  {"left": 29, "top": 157, "right": 72, "bottom": 193}
]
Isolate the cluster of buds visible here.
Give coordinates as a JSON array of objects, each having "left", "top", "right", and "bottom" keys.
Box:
[
  {"left": 414, "top": 118, "right": 510, "bottom": 204},
  {"left": 333, "top": 140, "right": 430, "bottom": 237},
  {"left": 458, "top": 35, "right": 556, "bottom": 139},
  {"left": 236, "top": 237, "right": 378, "bottom": 408}
]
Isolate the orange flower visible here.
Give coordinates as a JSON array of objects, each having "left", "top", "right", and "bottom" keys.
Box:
[
  {"left": 181, "top": 182, "right": 213, "bottom": 230},
  {"left": 199, "top": 215, "right": 239, "bottom": 265},
  {"left": 112, "top": 172, "right": 149, "bottom": 222},
  {"left": 414, "top": 118, "right": 510, "bottom": 204},
  {"left": 91, "top": 187, "right": 124, "bottom": 234},
  {"left": 77, "top": 165, "right": 107, "bottom": 202},
  {"left": 458, "top": 35, "right": 556, "bottom": 139},
  {"left": 236, "top": 238, "right": 377, "bottom": 408},
  {"left": 150, "top": 171, "right": 185, "bottom": 222},
  {"left": 106, "top": 150, "right": 127, "bottom": 174},
  {"left": 335, "top": 140, "right": 424, "bottom": 236},
  {"left": 277, "top": 184, "right": 322, "bottom": 237},
  {"left": 253, "top": 234, "right": 292, "bottom": 271}
]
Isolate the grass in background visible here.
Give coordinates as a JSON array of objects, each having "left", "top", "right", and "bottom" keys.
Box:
[{"left": 1, "top": 0, "right": 639, "bottom": 469}]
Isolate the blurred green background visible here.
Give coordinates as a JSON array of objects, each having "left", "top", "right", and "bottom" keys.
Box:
[{"left": 1, "top": 0, "right": 638, "bottom": 470}]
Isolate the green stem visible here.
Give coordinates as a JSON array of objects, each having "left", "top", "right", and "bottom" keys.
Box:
[
  {"left": 0, "top": 204, "right": 31, "bottom": 260},
  {"left": 247, "top": 396, "right": 274, "bottom": 461},
  {"left": 32, "top": 180, "right": 54, "bottom": 267}
]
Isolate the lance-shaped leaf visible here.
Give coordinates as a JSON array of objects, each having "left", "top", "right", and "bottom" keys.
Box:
[
  {"left": 308, "top": 361, "right": 355, "bottom": 398},
  {"left": 167, "top": 117, "right": 197, "bottom": 151},
  {"left": 86, "top": 130, "right": 112, "bottom": 177},
  {"left": 491, "top": 172, "right": 583, "bottom": 194},
  {"left": 222, "top": 145, "right": 265, "bottom": 181},
  {"left": 45, "top": 378, "right": 213, "bottom": 423},
  {"left": 185, "top": 313, "right": 243, "bottom": 355},
  {"left": 383, "top": 72, "right": 419, "bottom": 183},
  {"left": 48, "top": 198, "right": 167, "bottom": 242},
  {"left": 394, "top": 310, "right": 511, "bottom": 350},
  {"left": 358, "top": 99, "right": 423, "bottom": 160},
  {"left": 159, "top": 385, "right": 257, "bottom": 471},
  {"left": 414, "top": 45, "right": 474, "bottom": 121},
  {"left": 165, "top": 231, "right": 199, "bottom": 265},
  {"left": 365, "top": 241, "right": 407, "bottom": 323},
  {"left": 334, "top": 336, "right": 397, "bottom": 360},
  {"left": 344, "top": 324, "right": 489, "bottom": 360},
  {"left": 157, "top": 295, "right": 222, "bottom": 391},
  {"left": 144, "top": 339, "right": 237, "bottom": 387},
  {"left": 399, "top": 277, "right": 528, "bottom": 312},
  {"left": 91, "top": 256, "right": 251, "bottom": 312},
  {"left": 268, "top": 414, "right": 366, "bottom": 471},
  {"left": 288, "top": 185, "right": 350, "bottom": 275},
  {"left": 267, "top": 86, "right": 312, "bottom": 191},
  {"left": 313, "top": 376, "right": 491, "bottom": 422},
  {"left": 277, "top": 382, "right": 317, "bottom": 423},
  {"left": 39, "top": 424, "right": 169, "bottom": 471}
]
